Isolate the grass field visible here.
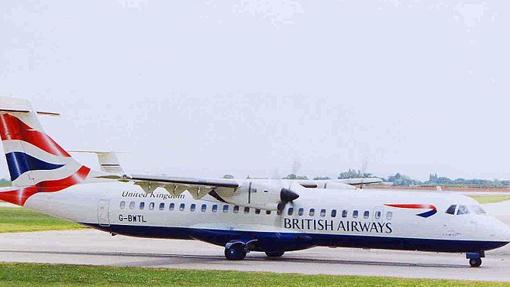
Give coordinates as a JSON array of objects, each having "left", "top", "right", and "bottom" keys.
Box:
[
  {"left": 469, "top": 195, "right": 510, "bottom": 204},
  {"left": 0, "top": 207, "right": 85, "bottom": 233},
  {"left": 0, "top": 263, "right": 508, "bottom": 287}
]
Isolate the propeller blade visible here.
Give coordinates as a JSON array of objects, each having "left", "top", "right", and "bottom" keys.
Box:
[
  {"left": 277, "top": 188, "right": 300, "bottom": 214},
  {"left": 280, "top": 188, "right": 299, "bottom": 202}
]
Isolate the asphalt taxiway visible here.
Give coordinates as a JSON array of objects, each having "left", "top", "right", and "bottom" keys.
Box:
[
  {"left": 0, "top": 199, "right": 509, "bottom": 281},
  {"left": 0, "top": 229, "right": 509, "bottom": 282}
]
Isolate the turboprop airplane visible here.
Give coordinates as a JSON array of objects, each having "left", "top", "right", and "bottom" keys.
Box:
[{"left": 0, "top": 98, "right": 509, "bottom": 267}]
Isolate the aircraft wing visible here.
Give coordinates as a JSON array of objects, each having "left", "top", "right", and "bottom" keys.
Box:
[
  {"left": 110, "top": 174, "right": 240, "bottom": 200},
  {"left": 337, "top": 178, "right": 383, "bottom": 186},
  {"left": 130, "top": 174, "right": 238, "bottom": 188}
]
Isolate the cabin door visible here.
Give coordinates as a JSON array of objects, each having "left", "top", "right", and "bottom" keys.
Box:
[{"left": 97, "top": 199, "right": 110, "bottom": 227}]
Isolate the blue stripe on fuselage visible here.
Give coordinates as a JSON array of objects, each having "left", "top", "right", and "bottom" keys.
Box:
[
  {"left": 6, "top": 152, "right": 65, "bottom": 181},
  {"left": 84, "top": 223, "right": 509, "bottom": 253}
]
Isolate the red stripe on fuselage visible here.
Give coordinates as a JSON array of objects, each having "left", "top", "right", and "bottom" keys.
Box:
[
  {"left": 385, "top": 203, "right": 436, "bottom": 210},
  {"left": 0, "top": 166, "right": 90, "bottom": 206},
  {"left": 0, "top": 113, "right": 70, "bottom": 157}
]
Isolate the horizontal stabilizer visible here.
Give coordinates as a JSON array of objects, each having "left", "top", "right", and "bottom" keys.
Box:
[
  {"left": 69, "top": 150, "right": 125, "bottom": 175},
  {"left": 0, "top": 97, "right": 59, "bottom": 116}
]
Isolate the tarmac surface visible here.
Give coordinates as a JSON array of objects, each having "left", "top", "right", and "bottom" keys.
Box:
[
  {"left": 0, "top": 198, "right": 509, "bottom": 281},
  {"left": 0, "top": 228, "right": 509, "bottom": 281}
]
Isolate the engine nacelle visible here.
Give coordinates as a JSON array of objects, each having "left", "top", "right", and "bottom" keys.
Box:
[
  {"left": 213, "top": 180, "right": 301, "bottom": 211},
  {"left": 297, "top": 180, "right": 355, "bottom": 190}
]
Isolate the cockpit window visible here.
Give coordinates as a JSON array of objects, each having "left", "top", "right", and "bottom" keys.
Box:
[
  {"left": 470, "top": 205, "right": 487, "bottom": 215},
  {"left": 456, "top": 205, "right": 469, "bottom": 215},
  {"left": 446, "top": 205, "right": 457, "bottom": 215},
  {"left": 447, "top": 204, "right": 485, "bottom": 216}
]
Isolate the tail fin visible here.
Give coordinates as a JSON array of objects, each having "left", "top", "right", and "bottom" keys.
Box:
[{"left": 0, "top": 97, "right": 90, "bottom": 188}]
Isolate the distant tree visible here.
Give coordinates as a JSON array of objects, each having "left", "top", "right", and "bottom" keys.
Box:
[
  {"left": 223, "top": 174, "right": 234, "bottom": 179},
  {"left": 338, "top": 169, "right": 371, "bottom": 179},
  {"left": 0, "top": 178, "right": 11, "bottom": 187},
  {"left": 424, "top": 173, "right": 510, "bottom": 188},
  {"left": 386, "top": 173, "right": 420, "bottom": 186},
  {"left": 313, "top": 176, "right": 331, "bottom": 180},
  {"left": 283, "top": 174, "right": 308, "bottom": 180}
]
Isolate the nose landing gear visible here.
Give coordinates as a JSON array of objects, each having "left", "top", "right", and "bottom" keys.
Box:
[
  {"left": 466, "top": 251, "right": 484, "bottom": 268},
  {"left": 469, "top": 258, "right": 482, "bottom": 268}
]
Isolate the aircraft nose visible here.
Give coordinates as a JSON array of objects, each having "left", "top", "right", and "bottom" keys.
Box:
[
  {"left": 491, "top": 218, "right": 510, "bottom": 242},
  {"left": 502, "top": 225, "right": 510, "bottom": 242}
]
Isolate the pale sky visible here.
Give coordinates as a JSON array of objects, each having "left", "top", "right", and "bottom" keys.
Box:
[{"left": 1, "top": 1, "right": 509, "bottom": 181}]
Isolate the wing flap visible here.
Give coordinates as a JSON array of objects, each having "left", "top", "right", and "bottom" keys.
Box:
[{"left": 116, "top": 174, "right": 239, "bottom": 200}]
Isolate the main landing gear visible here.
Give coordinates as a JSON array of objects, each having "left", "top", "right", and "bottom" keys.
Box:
[
  {"left": 224, "top": 240, "right": 258, "bottom": 260},
  {"left": 466, "top": 251, "right": 484, "bottom": 268},
  {"left": 224, "top": 240, "right": 285, "bottom": 260},
  {"left": 265, "top": 251, "right": 285, "bottom": 258},
  {"left": 224, "top": 243, "right": 247, "bottom": 260}
]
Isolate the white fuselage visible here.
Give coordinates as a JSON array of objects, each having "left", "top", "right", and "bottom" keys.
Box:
[{"left": 22, "top": 180, "right": 510, "bottom": 254}]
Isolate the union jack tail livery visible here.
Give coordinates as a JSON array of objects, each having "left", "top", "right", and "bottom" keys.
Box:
[{"left": 0, "top": 97, "right": 92, "bottom": 205}]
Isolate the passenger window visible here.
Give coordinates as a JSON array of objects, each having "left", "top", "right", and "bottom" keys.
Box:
[
  {"left": 255, "top": 209, "right": 261, "bottom": 214},
  {"left": 353, "top": 210, "right": 358, "bottom": 218},
  {"left": 190, "top": 204, "right": 196, "bottom": 212},
  {"left": 159, "top": 203, "right": 165, "bottom": 210},
  {"left": 457, "top": 205, "right": 469, "bottom": 215},
  {"left": 363, "top": 211, "right": 369, "bottom": 219},
  {"left": 298, "top": 208, "right": 304, "bottom": 216},
  {"left": 342, "top": 210, "right": 348, "bottom": 218},
  {"left": 320, "top": 209, "right": 326, "bottom": 217},
  {"left": 386, "top": 211, "right": 393, "bottom": 220},
  {"left": 309, "top": 209, "right": 315, "bottom": 216},
  {"left": 169, "top": 203, "right": 175, "bottom": 211},
  {"left": 244, "top": 207, "right": 250, "bottom": 214},
  {"left": 129, "top": 201, "right": 135, "bottom": 210},
  {"left": 266, "top": 210, "right": 271, "bottom": 215},
  {"left": 446, "top": 205, "right": 457, "bottom": 215},
  {"left": 201, "top": 204, "right": 207, "bottom": 212},
  {"left": 120, "top": 201, "right": 126, "bottom": 209},
  {"left": 179, "top": 203, "right": 185, "bottom": 211},
  {"left": 223, "top": 205, "right": 229, "bottom": 213},
  {"left": 331, "top": 210, "right": 337, "bottom": 218},
  {"left": 212, "top": 205, "right": 218, "bottom": 213},
  {"left": 149, "top": 202, "right": 155, "bottom": 210},
  {"left": 288, "top": 208, "right": 294, "bottom": 216},
  {"left": 375, "top": 211, "right": 381, "bottom": 220},
  {"left": 234, "top": 206, "right": 240, "bottom": 213},
  {"left": 139, "top": 202, "right": 145, "bottom": 210}
]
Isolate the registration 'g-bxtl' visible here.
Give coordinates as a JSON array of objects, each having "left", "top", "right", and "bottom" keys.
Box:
[{"left": 0, "top": 97, "right": 509, "bottom": 268}]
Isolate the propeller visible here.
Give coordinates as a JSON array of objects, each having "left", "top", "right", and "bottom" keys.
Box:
[
  {"left": 277, "top": 188, "right": 299, "bottom": 214},
  {"left": 272, "top": 158, "right": 301, "bottom": 214}
]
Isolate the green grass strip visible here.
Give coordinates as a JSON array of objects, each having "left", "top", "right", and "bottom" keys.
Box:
[
  {"left": 469, "top": 195, "right": 510, "bottom": 204},
  {"left": 0, "top": 207, "right": 85, "bottom": 233},
  {"left": 0, "top": 263, "right": 508, "bottom": 287}
]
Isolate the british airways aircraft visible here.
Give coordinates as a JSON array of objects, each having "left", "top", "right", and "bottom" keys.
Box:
[{"left": 0, "top": 97, "right": 509, "bottom": 268}]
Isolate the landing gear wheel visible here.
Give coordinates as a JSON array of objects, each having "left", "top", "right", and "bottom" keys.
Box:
[
  {"left": 469, "top": 258, "right": 482, "bottom": 268},
  {"left": 225, "top": 244, "right": 247, "bottom": 260},
  {"left": 265, "top": 251, "right": 285, "bottom": 258}
]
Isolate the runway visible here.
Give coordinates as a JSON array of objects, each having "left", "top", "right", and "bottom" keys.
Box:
[
  {"left": 0, "top": 229, "right": 509, "bottom": 282},
  {"left": 1, "top": 198, "right": 509, "bottom": 281}
]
